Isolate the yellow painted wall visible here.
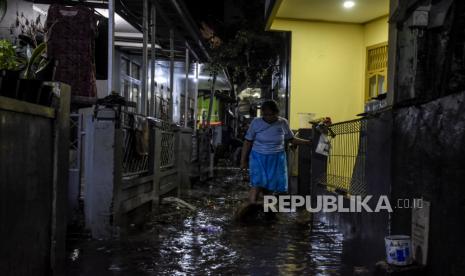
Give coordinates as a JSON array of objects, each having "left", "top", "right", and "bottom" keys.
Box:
[
  {"left": 364, "top": 16, "right": 389, "bottom": 47},
  {"left": 270, "top": 17, "right": 388, "bottom": 129}
]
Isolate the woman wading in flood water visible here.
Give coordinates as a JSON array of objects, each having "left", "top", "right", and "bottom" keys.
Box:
[{"left": 240, "top": 100, "right": 312, "bottom": 204}]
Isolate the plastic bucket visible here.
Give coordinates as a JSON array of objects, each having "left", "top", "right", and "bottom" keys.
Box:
[{"left": 384, "top": 235, "right": 412, "bottom": 266}]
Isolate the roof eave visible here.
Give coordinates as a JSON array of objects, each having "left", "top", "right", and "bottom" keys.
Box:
[{"left": 265, "top": 0, "right": 284, "bottom": 31}]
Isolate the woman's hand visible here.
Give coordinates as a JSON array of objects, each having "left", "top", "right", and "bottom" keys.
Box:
[
  {"left": 303, "top": 139, "right": 312, "bottom": 145},
  {"left": 240, "top": 140, "right": 253, "bottom": 170},
  {"left": 240, "top": 159, "right": 249, "bottom": 182}
]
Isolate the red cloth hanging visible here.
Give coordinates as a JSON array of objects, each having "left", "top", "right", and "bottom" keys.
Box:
[{"left": 46, "top": 4, "right": 97, "bottom": 99}]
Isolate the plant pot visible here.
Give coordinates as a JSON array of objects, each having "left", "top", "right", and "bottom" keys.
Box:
[
  {"left": 16, "top": 79, "right": 43, "bottom": 104},
  {"left": 0, "top": 70, "right": 20, "bottom": 98},
  {"left": 35, "top": 58, "right": 56, "bottom": 81},
  {"left": 38, "top": 83, "right": 54, "bottom": 106}
]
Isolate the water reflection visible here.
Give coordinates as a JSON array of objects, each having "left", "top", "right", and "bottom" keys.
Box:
[{"left": 67, "top": 168, "right": 348, "bottom": 275}]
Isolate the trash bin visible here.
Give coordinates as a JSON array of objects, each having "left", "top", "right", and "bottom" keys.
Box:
[{"left": 297, "top": 128, "right": 313, "bottom": 196}]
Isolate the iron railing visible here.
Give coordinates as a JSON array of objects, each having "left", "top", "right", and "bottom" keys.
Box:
[
  {"left": 69, "top": 113, "right": 82, "bottom": 171},
  {"left": 316, "top": 118, "right": 368, "bottom": 196},
  {"left": 121, "top": 111, "right": 151, "bottom": 177},
  {"left": 190, "top": 134, "right": 199, "bottom": 162},
  {"left": 156, "top": 119, "right": 176, "bottom": 170},
  {"left": 160, "top": 131, "right": 175, "bottom": 169}
]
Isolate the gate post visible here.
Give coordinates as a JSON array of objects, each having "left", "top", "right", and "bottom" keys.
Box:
[
  {"left": 83, "top": 108, "right": 118, "bottom": 238},
  {"left": 177, "top": 127, "right": 193, "bottom": 196},
  {"left": 152, "top": 122, "right": 162, "bottom": 209}
]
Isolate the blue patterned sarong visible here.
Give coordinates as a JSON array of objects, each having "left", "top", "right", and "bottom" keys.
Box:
[{"left": 249, "top": 150, "right": 288, "bottom": 193}]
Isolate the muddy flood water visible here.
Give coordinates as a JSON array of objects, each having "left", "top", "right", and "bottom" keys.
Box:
[{"left": 67, "top": 168, "right": 355, "bottom": 275}]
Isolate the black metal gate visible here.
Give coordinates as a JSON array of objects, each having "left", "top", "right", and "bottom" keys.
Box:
[{"left": 313, "top": 118, "right": 368, "bottom": 196}]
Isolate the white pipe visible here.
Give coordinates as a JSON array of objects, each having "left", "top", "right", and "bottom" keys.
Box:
[
  {"left": 193, "top": 62, "right": 199, "bottom": 132},
  {"left": 141, "top": 0, "right": 149, "bottom": 115},
  {"left": 184, "top": 42, "right": 189, "bottom": 128},
  {"left": 107, "top": 0, "right": 115, "bottom": 95},
  {"left": 169, "top": 29, "right": 175, "bottom": 122},
  {"left": 150, "top": 3, "right": 156, "bottom": 117}
]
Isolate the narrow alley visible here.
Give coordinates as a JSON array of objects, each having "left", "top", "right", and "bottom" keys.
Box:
[{"left": 1, "top": 0, "right": 465, "bottom": 275}]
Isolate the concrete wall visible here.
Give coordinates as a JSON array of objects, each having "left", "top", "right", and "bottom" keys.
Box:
[
  {"left": 0, "top": 107, "right": 54, "bottom": 276},
  {"left": 364, "top": 16, "right": 389, "bottom": 47},
  {"left": 0, "top": 84, "right": 70, "bottom": 276},
  {"left": 270, "top": 17, "right": 389, "bottom": 128},
  {"left": 391, "top": 91, "right": 465, "bottom": 275},
  {"left": 389, "top": 0, "right": 465, "bottom": 274}
]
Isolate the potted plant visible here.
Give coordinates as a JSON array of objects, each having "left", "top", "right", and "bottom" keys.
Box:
[
  {"left": 9, "top": 10, "right": 55, "bottom": 106},
  {"left": 17, "top": 42, "right": 55, "bottom": 105},
  {"left": 16, "top": 42, "right": 43, "bottom": 103},
  {"left": 0, "top": 39, "right": 22, "bottom": 98}
]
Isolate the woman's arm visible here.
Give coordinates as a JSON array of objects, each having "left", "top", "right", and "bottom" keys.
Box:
[
  {"left": 240, "top": 140, "right": 253, "bottom": 169},
  {"left": 290, "top": 136, "right": 312, "bottom": 146},
  {"left": 282, "top": 117, "right": 311, "bottom": 146}
]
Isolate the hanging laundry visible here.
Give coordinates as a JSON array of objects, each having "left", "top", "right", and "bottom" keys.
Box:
[
  {"left": 134, "top": 115, "right": 149, "bottom": 157},
  {"left": 46, "top": 4, "right": 97, "bottom": 99}
]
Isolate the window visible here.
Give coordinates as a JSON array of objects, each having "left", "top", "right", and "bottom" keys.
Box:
[
  {"left": 365, "top": 43, "right": 388, "bottom": 101},
  {"left": 131, "top": 63, "right": 140, "bottom": 80},
  {"left": 120, "top": 57, "right": 142, "bottom": 113}
]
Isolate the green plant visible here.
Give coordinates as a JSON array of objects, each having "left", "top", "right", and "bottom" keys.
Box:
[
  {"left": 10, "top": 11, "right": 44, "bottom": 48},
  {"left": 9, "top": 10, "right": 46, "bottom": 76},
  {"left": 23, "top": 41, "right": 48, "bottom": 79},
  {"left": 0, "top": 39, "right": 20, "bottom": 70}
]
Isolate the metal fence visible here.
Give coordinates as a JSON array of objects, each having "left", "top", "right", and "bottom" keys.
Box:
[
  {"left": 160, "top": 130, "right": 176, "bottom": 169},
  {"left": 119, "top": 95, "right": 171, "bottom": 176},
  {"left": 69, "top": 113, "right": 83, "bottom": 222},
  {"left": 121, "top": 111, "right": 151, "bottom": 177},
  {"left": 191, "top": 134, "right": 199, "bottom": 162},
  {"left": 316, "top": 118, "right": 368, "bottom": 196},
  {"left": 69, "top": 114, "right": 82, "bottom": 171}
]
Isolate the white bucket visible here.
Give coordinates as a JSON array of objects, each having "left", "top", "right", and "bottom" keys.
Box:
[{"left": 384, "top": 235, "right": 413, "bottom": 266}]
